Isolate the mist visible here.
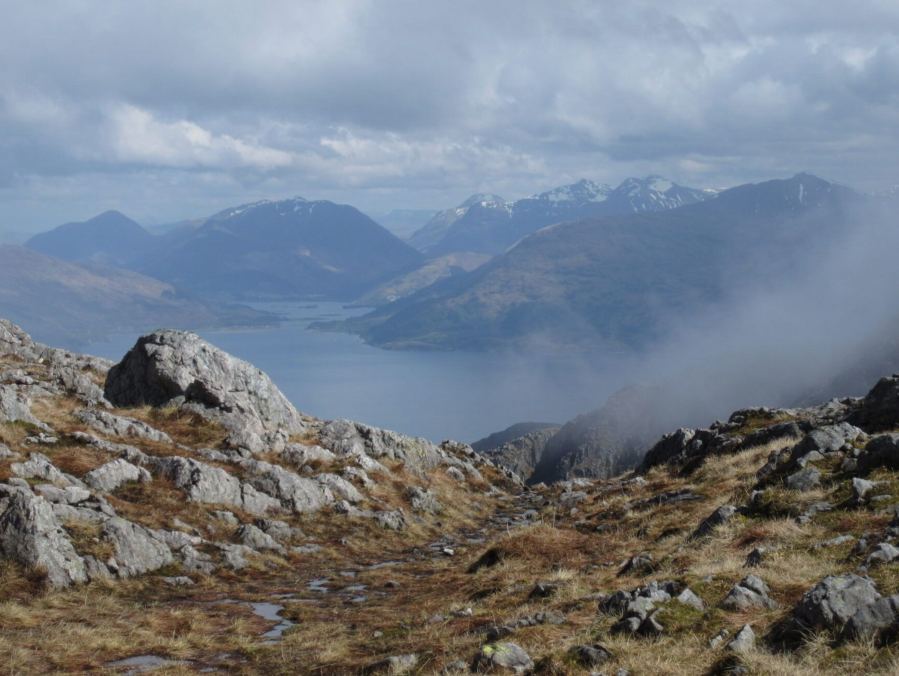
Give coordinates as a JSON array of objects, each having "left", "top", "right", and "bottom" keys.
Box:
[{"left": 587, "top": 198, "right": 899, "bottom": 434}]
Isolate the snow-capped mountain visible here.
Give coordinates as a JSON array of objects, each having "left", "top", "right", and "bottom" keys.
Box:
[{"left": 416, "top": 176, "right": 714, "bottom": 256}]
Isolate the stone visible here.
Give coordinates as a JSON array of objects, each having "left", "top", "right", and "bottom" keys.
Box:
[
  {"left": 282, "top": 443, "right": 336, "bottom": 466},
  {"left": 783, "top": 574, "right": 882, "bottom": 639},
  {"left": 441, "top": 660, "right": 468, "bottom": 674},
  {"left": 50, "top": 366, "right": 109, "bottom": 407},
  {"left": 842, "top": 595, "right": 899, "bottom": 643},
  {"left": 529, "top": 583, "right": 560, "bottom": 599},
  {"left": 75, "top": 409, "right": 172, "bottom": 444},
  {"left": 218, "top": 543, "right": 252, "bottom": 570},
  {"left": 33, "top": 485, "right": 90, "bottom": 504},
  {"left": 726, "top": 625, "right": 756, "bottom": 653},
  {"left": 0, "top": 384, "right": 49, "bottom": 430},
  {"left": 162, "top": 576, "right": 195, "bottom": 586},
  {"left": 248, "top": 466, "right": 335, "bottom": 514},
  {"left": 315, "top": 473, "right": 363, "bottom": 503},
  {"left": 690, "top": 505, "right": 736, "bottom": 540},
  {"left": 11, "top": 453, "right": 74, "bottom": 486},
  {"left": 83, "top": 459, "right": 152, "bottom": 493},
  {"left": 860, "top": 543, "right": 899, "bottom": 570},
  {"left": 318, "top": 419, "right": 446, "bottom": 472},
  {"left": 0, "top": 487, "right": 87, "bottom": 587},
  {"left": 558, "top": 491, "right": 588, "bottom": 510},
  {"left": 471, "top": 643, "right": 534, "bottom": 674},
  {"left": 362, "top": 654, "right": 418, "bottom": 675},
  {"left": 101, "top": 517, "right": 173, "bottom": 577},
  {"left": 786, "top": 467, "right": 821, "bottom": 492},
  {"left": 813, "top": 535, "right": 855, "bottom": 550},
  {"left": 849, "top": 375, "right": 899, "bottom": 431},
  {"left": 237, "top": 524, "right": 285, "bottom": 553},
  {"left": 212, "top": 510, "right": 239, "bottom": 525},
  {"left": 405, "top": 486, "right": 443, "bottom": 514},
  {"left": 860, "top": 434, "right": 899, "bottom": 471},
  {"left": 719, "top": 575, "right": 778, "bottom": 610},
  {"left": 567, "top": 644, "right": 613, "bottom": 667},
  {"left": 851, "top": 478, "right": 878, "bottom": 504},
  {"left": 676, "top": 588, "right": 705, "bottom": 610},
  {"left": 446, "top": 466, "right": 466, "bottom": 482},
  {"left": 104, "top": 330, "right": 306, "bottom": 434}
]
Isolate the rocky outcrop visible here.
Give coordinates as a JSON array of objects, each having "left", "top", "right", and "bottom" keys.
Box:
[
  {"left": 475, "top": 427, "right": 559, "bottom": 482},
  {"left": 104, "top": 330, "right": 306, "bottom": 434},
  {"left": 83, "top": 459, "right": 152, "bottom": 493},
  {"left": 75, "top": 409, "right": 173, "bottom": 444},
  {"left": 779, "top": 574, "right": 882, "bottom": 643},
  {"left": 530, "top": 383, "right": 671, "bottom": 485},
  {"left": 101, "top": 518, "right": 173, "bottom": 577},
  {"left": 0, "top": 384, "right": 48, "bottom": 430},
  {"left": 317, "top": 419, "right": 446, "bottom": 472},
  {"left": 0, "top": 486, "right": 87, "bottom": 587},
  {"left": 848, "top": 374, "right": 899, "bottom": 431}
]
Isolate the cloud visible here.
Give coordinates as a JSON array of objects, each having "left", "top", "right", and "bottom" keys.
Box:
[
  {"left": 107, "top": 105, "right": 294, "bottom": 170},
  {"left": 2, "top": 0, "right": 899, "bottom": 229}
]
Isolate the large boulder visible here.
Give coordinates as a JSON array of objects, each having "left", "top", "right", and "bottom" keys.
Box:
[
  {"left": 101, "top": 518, "right": 173, "bottom": 577},
  {"left": 104, "top": 330, "right": 305, "bottom": 434},
  {"left": 781, "top": 574, "right": 882, "bottom": 641},
  {"left": 849, "top": 375, "right": 899, "bottom": 432},
  {"left": 0, "top": 487, "right": 87, "bottom": 587}
]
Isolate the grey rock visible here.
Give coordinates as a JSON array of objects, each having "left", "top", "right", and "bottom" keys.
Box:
[
  {"left": 155, "top": 529, "right": 202, "bottom": 550},
  {"left": 11, "top": 453, "right": 74, "bottom": 486},
  {"left": 446, "top": 466, "right": 466, "bottom": 482},
  {"left": 101, "top": 517, "right": 173, "bottom": 577},
  {"left": 709, "top": 629, "right": 731, "bottom": 648},
  {"left": 471, "top": 643, "right": 533, "bottom": 674},
  {"left": 342, "top": 466, "right": 375, "bottom": 488},
  {"left": 719, "top": 575, "right": 778, "bottom": 610},
  {"left": 83, "top": 459, "right": 152, "bottom": 493},
  {"left": 558, "top": 490, "right": 588, "bottom": 510},
  {"left": 362, "top": 654, "right": 418, "bottom": 675},
  {"left": 620, "top": 552, "right": 654, "bottom": 574},
  {"left": 0, "top": 487, "right": 87, "bottom": 587},
  {"left": 256, "top": 518, "right": 302, "bottom": 541},
  {"left": 179, "top": 544, "right": 216, "bottom": 574},
  {"left": 75, "top": 409, "right": 172, "bottom": 444},
  {"left": 842, "top": 595, "right": 899, "bottom": 642},
  {"left": 848, "top": 374, "right": 899, "bottom": 431},
  {"left": 784, "top": 574, "right": 882, "bottom": 637},
  {"left": 315, "top": 473, "right": 363, "bottom": 503},
  {"left": 676, "top": 588, "right": 705, "bottom": 610},
  {"left": 248, "top": 465, "right": 334, "bottom": 514},
  {"left": 813, "top": 535, "right": 855, "bottom": 550},
  {"left": 282, "top": 443, "right": 336, "bottom": 466},
  {"left": 567, "top": 644, "right": 613, "bottom": 667},
  {"left": 786, "top": 467, "right": 821, "bottom": 492},
  {"left": 162, "top": 576, "right": 195, "bottom": 586},
  {"left": 726, "top": 624, "right": 756, "bottom": 653},
  {"left": 0, "top": 384, "right": 49, "bottom": 431},
  {"left": 691, "top": 504, "right": 737, "bottom": 540},
  {"left": 211, "top": 510, "right": 238, "bottom": 524},
  {"left": 851, "top": 478, "right": 878, "bottom": 504},
  {"left": 33, "top": 485, "right": 90, "bottom": 504},
  {"left": 236, "top": 524, "right": 285, "bottom": 553},
  {"left": 218, "top": 543, "right": 252, "bottom": 570},
  {"left": 104, "top": 330, "right": 306, "bottom": 434},
  {"left": 318, "top": 418, "right": 445, "bottom": 472},
  {"left": 405, "top": 485, "right": 443, "bottom": 514},
  {"left": 441, "top": 660, "right": 468, "bottom": 674},
  {"left": 50, "top": 366, "right": 109, "bottom": 407},
  {"left": 860, "top": 434, "right": 899, "bottom": 471},
  {"left": 861, "top": 543, "right": 899, "bottom": 570}
]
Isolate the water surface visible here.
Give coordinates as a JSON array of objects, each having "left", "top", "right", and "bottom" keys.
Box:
[{"left": 90, "top": 302, "right": 630, "bottom": 443}]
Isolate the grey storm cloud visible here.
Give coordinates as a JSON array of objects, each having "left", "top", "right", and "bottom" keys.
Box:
[{"left": 2, "top": 0, "right": 899, "bottom": 230}]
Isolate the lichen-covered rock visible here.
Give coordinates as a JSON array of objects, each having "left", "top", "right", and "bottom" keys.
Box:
[
  {"left": 83, "top": 459, "right": 152, "bottom": 493},
  {"left": 101, "top": 517, "right": 173, "bottom": 577},
  {"left": 75, "top": 409, "right": 172, "bottom": 444},
  {"left": 471, "top": 643, "right": 533, "bottom": 674},
  {"left": 104, "top": 330, "right": 306, "bottom": 434},
  {"left": 0, "top": 486, "right": 87, "bottom": 587}
]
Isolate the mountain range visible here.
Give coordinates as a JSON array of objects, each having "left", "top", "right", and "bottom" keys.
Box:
[
  {"left": 409, "top": 176, "right": 714, "bottom": 256},
  {"left": 330, "top": 173, "right": 867, "bottom": 351}
]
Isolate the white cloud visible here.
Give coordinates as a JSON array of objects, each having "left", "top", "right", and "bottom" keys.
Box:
[{"left": 108, "top": 105, "right": 294, "bottom": 170}]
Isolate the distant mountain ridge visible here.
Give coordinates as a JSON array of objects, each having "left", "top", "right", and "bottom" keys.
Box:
[
  {"left": 411, "top": 176, "right": 713, "bottom": 256},
  {"left": 0, "top": 245, "right": 272, "bottom": 349},
  {"left": 132, "top": 196, "right": 424, "bottom": 301},
  {"left": 332, "top": 173, "right": 867, "bottom": 352},
  {"left": 25, "top": 210, "right": 157, "bottom": 267}
]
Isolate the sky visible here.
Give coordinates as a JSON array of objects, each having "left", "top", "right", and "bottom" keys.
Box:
[{"left": 2, "top": 0, "right": 899, "bottom": 234}]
